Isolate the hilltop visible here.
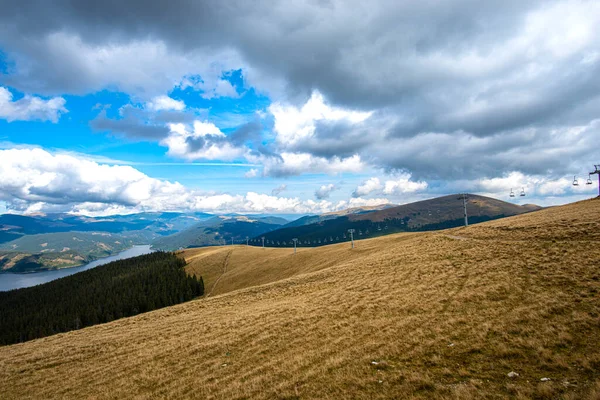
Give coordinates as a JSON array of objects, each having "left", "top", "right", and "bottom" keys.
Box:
[
  {"left": 256, "top": 194, "right": 540, "bottom": 247},
  {"left": 0, "top": 198, "right": 598, "bottom": 399}
]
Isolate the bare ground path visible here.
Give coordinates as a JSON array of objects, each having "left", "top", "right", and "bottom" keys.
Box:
[{"left": 207, "top": 249, "right": 232, "bottom": 297}]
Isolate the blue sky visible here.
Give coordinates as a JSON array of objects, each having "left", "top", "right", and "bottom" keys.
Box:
[{"left": 0, "top": 1, "right": 598, "bottom": 216}]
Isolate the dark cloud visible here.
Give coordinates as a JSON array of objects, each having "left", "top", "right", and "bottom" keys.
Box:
[
  {"left": 1, "top": 0, "right": 599, "bottom": 181},
  {"left": 90, "top": 110, "right": 169, "bottom": 140},
  {"left": 90, "top": 105, "right": 203, "bottom": 140},
  {"left": 228, "top": 121, "right": 262, "bottom": 146},
  {"left": 271, "top": 184, "right": 287, "bottom": 196},
  {"left": 184, "top": 136, "right": 207, "bottom": 152}
]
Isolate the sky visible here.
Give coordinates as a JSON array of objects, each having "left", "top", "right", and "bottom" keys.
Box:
[{"left": 0, "top": 0, "right": 598, "bottom": 216}]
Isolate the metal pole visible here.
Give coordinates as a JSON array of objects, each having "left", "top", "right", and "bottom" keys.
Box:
[
  {"left": 262, "top": 237, "right": 265, "bottom": 249},
  {"left": 246, "top": 236, "right": 249, "bottom": 246},
  {"left": 462, "top": 193, "right": 468, "bottom": 227},
  {"left": 292, "top": 238, "right": 298, "bottom": 254},
  {"left": 348, "top": 229, "right": 355, "bottom": 249}
]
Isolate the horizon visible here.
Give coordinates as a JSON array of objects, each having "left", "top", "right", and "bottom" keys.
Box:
[
  {"left": 0, "top": 192, "right": 551, "bottom": 218},
  {"left": 1, "top": 1, "right": 599, "bottom": 216}
]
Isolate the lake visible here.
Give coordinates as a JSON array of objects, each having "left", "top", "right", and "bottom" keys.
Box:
[{"left": 0, "top": 245, "right": 154, "bottom": 292}]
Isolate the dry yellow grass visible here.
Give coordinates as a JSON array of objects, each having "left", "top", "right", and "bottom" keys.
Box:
[{"left": 0, "top": 198, "right": 599, "bottom": 399}]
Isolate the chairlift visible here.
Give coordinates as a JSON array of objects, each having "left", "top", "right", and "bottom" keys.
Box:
[
  {"left": 509, "top": 188, "right": 515, "bottom": 197},
  {"left": 573, "top": 175, "right": 579, "bottom": 186},
  {"left": 587, "top": 174, "right": 593, "bottom": 185},
  {"left": 520, "top": 187, "right": 526, "bottom": 197}
]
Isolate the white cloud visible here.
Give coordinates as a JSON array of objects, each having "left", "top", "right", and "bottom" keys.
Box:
[
  {"left": 474, "top": 171, "right": 597, "bottom": 198},
  {"left": 315, "top": 183, "right": 337, "bottom": 200},
  {"left": 162, "top": 120, "right": 244, "bottom": 161},
  {"left": 146, "top": 95, "right": 185, "bottom": 111},
  {"left": 383, "top": 174, "right": 428, "bottom": 195},
  {"left": 269, "top": 91, "right": 372, "bottom": 147},
  {"left": 0, "top": 148, "right": 351, "bottom": 216},
  {"left": 0, "top": 86, "right": 67, "bottom": 122},
  {"left": 334, "top": 197, "right": 391, "bottom": 210},
  {"left": 255, "top": 152, "right": 364, "bottom": 177},
  {"left": 352, "top": 177, "right": 382, "bottom": 197},
  {"left": 244, "top": 168, "right": 258, "bottom": 178}
]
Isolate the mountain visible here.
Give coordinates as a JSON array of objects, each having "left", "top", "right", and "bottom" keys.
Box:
[
  {"left": 1, "top": 198, "right": 598, "bottom": 399},
  {"left": 281, "top": 204, "right": 394, "bottom": 229},
  {"left": 0, "top": 212, "right": 214, "bottom": 244},
  {"left": 254, "top": 194, "right": 541, "bottom": 247},
  {"left": 151, "top": 215, "right": 287, "bottom": 250},
  {"left": 0, "top": 232, "right": 135, "bottom": 273},
  {"left": 320, "top": 203, "right": 397, "bottom": 217}
]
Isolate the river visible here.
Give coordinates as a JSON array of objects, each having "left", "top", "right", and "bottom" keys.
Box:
[{"left": 0, "top": 245, "right": 154, "bottom": 292}]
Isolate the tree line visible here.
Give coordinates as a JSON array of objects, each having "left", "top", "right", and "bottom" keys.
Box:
[{"left": 0, "top": 251, "right": 204, "bottom": 346}]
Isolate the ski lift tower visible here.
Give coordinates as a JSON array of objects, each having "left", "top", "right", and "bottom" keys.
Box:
[
  {"left": 292, "top": 238, "right": 298, "bottom": 255},
  {"left": 348, "top": 229, "right": 355, "bottom": 249},
  {"left": 591, "top": 165, "right": 600, "bottom": 197},
  {"left": 458, "top": 193, "right": 468, "bottom": 227}
]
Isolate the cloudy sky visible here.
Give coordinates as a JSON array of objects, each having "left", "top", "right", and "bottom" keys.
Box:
[{"left": 0, "top": 0, "right": 598, "bottom": 216}]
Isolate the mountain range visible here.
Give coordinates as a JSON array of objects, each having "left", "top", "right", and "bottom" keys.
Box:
[
  {"left": 251, "top": 194, "right": 541, "bottom": 247},
  {"left": 0, "top": 194, "right": 541, "bottom": 271}
]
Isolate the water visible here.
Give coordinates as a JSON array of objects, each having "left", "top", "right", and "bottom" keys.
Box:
[{"left": 0, "top": 245, "right": 154, "bottom": 292}]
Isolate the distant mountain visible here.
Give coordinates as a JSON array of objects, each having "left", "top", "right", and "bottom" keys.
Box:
[
  {"left": 320, "top": 203, "right": 397, "bottom": 217},
  {"left": 0, "top": 212, "right": 214, "bottom": 244},
  {"left": 252, "top": 194, "right": 541, "bottom": 247},
  {"left": 0, "top": 232, "right": 135, "bottom": 273},
  {"left": 152, "top": 215, "right": 287, "bottom": 251},
  {"left": 282, "top": 204, "right": 394, "bottom": 229}
]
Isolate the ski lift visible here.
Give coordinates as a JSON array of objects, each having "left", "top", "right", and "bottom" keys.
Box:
[
  {"left": 509, "top": 188, "right": 515, "bottom": 197},
  {"left": 573, "top": 175, "right": 579, "bottom": 186},
  {"left": 587, "top": 174, "right": 593, "bottom": 185},
  {"left": 520, "top": 187, "right": 526, "bottom": 197}
]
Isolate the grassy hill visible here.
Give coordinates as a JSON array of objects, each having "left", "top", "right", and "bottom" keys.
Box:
[
  {"left": 152, "top": 216, "right": 287, "bottom": 251},
  {"left": 256, "top": 194, "right": 540, "bottom": 247},
  {"left": 0, "top": 198, "right": 599, "bottom": 399}
]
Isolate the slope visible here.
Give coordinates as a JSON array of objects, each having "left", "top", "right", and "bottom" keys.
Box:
[{"left": 0, "top": 199, "right": 599, "bottom": 399}]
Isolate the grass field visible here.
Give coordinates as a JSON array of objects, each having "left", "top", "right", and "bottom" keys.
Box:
[{"left": 0, "top": 198, "right": 599, "bottom": 399}]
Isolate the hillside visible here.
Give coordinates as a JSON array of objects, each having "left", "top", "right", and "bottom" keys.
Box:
[
  {"left": 152, "top": 216, "right": 286, "bottom": 251},
  {"left": 0, "top": 199, "right": 599, "bottom": 399},
  {"left": 255, "top": 194, "right": 540, "bottom": 247},
  {"left": 0, "top": 232, "right": 134, "bottom": 272},
  {"left": 0, "top": 252, "right": 203, "bottom": 345},
  {"left": 350, "top": 194, "right": 541, "bottom": 224}
]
